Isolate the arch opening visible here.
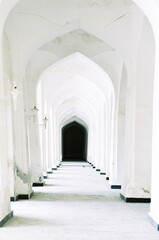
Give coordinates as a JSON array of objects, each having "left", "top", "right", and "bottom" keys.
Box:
[{"left": 62, "top": 121, "right": 88, "bottom": 162}]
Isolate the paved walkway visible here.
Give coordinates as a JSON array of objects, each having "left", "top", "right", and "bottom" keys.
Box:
[{"left": 1, "top": 161, "right": 159, "bottom": 240}]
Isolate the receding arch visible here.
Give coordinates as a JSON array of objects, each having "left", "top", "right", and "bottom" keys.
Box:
[
  {"left": 62, "top": 121, "right": 88, "bottom": 161},
  {"left": 62, "top": 116, "right": 88, "bottom": 132}
]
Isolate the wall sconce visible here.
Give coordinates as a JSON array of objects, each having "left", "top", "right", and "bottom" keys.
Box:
[
  {"left": 31, "top": 106, "right": 39, "bottom": 122},
  {"left": 11, "top": 82, "right": 21, "bottom": 111},
  {"left": 43, "top": 116, "right": 48, "bottom": 129}
]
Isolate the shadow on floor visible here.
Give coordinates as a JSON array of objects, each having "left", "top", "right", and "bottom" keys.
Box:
[
  {"left": 3, "top": 216, "right": 50, "bottom": 228},
  {"left": 32, "top": 192, "right": 121, "bottom": 202}
]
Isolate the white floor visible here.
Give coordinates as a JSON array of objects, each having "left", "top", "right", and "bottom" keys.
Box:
[{"left": 1, "top": 161, "right": 159, "bottom": 240}]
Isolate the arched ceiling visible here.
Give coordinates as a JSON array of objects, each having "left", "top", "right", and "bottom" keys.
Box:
[
  {"left": 38, "top": 53, "right": 111, "bottom": 134},
  {"left": 39, "top": 53, "right": 114, "bottom": 101},
  {"left": 2, "top": 0, "right": 156, "bottom": 133},
  {"left": 4, "top": 0, "right": 146, "bottom": 83},
  {"left": 61, "top": 116, "right": 88, "bottom": 130}
]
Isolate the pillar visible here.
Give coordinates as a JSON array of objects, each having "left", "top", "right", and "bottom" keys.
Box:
[
  {"left": 12, "top": 82, "right": 32, "bottom": 200},
  {"left": 0, "top": 71, "right": 13, "bottom": 226},
  {"left": 109, "top": 109, "right": 122, "bottom": 189},
  {"left": 148, "top": 39, "right": 159, "bottom": 230},
  {"left": 121, "top": 17, "right": 154, "bottom": 202}
]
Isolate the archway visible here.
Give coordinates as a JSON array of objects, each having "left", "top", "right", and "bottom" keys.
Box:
[
  {"left": 62, "top": 121, "right": 88, "bottom": 161},
  {"left": 1, "top": 0, "right": 159, "bottom": 230}
]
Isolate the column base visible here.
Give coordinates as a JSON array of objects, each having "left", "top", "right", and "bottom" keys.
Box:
[
  {"left": 19, "top": 192, "right": 33, "bottom": 199},
  {"left": 10, "top": 196, "right": 19, "bottom": 201},
  {"left": 148, "top": 213, "right": 159, "bottom": 231},
  {"left": 11, "top": 192, "right": 33, "bottom": 201},
  {"left": 111, "top": 185, "right": 121, "bottom": 189},
  {"left": 120, "top": 193, "right": 151, "bottom": 203},
  {"left": 32, "top": 182, "right": 44, "bottom": 187},
  {"left": 100, "top": 172, "right": 106, "bottom": 175},
  {"left": 96, "top": 169, "right": 100, "bottom": 172},
  {"left": 0, "top": 211, "right": 13, "bottom": 227},
  {"left": 52, "top": 168, "right": 57, "bottom": 170}
]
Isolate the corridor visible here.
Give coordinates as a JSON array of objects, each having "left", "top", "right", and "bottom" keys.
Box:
[{"left": 1, "top": 162, "right": 159, "bottom": 240}]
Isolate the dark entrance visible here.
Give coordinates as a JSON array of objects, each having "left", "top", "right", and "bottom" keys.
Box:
[{"left": 62, "top": 121, "right": 87, "bottom": 161}]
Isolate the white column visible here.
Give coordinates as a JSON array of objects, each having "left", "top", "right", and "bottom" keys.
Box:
[
  {"left": 115, "top": 65, "right": 127, "bottom": 190},
  {"left": 0, "top": 76, "right": 12, "bottom": 225},
  {"left": 121, "top": 18, "right": 154, "bottom": 200},
  {"left": 29, "top": 118, "right": 44, "bottom": 185},
  {"left": 116, "top": 105, "right": 126, "bottom": 187},
  {"left": 12, "top": 84, "right": 32, "bottom": 198},
  {"left": 120, "top": 80, "right": 136, "bottom": 199},
  {"left": 26, "top": 80, "right": 44, "bottom": 185},
  {"left": 99, "top": 102, "right": 106, "bottom": 174},
  {"left": 42, "top": 124, "right": 48, "bottom": 177},
  {"left": 56, "top": 123, "right": 61, "bottom": 165},
  {"left": 109, "top": 109, "right": 121, "bottom": 187},
  {"left": 52, "top": 115, "right": 58, "bottom": 168},
  {"left": 149, "top": 40, "right": 159, "bottom": 228},
  {"left": 104, "top": 108, "right": 109, "bottom": 178},
  {"left": 6, "top": 99, "right": 15, "bottom": 198},
  {"left": 121, "top": 73, "right": 152, "bottom": 200},
  {"left": 93, "top": 113, "right": 100, "bottom": 170},
  {"left": 105, "top": 103, "right": 113, "bottom": 179},
  {"left": 52, "top": 114, "right": 60, "bottom": 167},
  {"left": 47, "top": 110, "right": 53, "bottom": 172}
]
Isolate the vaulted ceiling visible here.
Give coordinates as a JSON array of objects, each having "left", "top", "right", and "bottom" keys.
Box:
[{"left": 3, "top": 0, "right": 153, "bottom": 131}]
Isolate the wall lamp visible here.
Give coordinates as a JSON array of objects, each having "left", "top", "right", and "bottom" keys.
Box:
[
  {"left": 11, "top": 82, "right": 21, "bottom": 111},
  {"left": 42, "top": 116, "right": 48, "bottom": 129},
  {"left": 27, "top": 105, "right": 39, "bottom": 122},
  {"left": 31, "top": 106, "right": 39, "bottom": 122}
]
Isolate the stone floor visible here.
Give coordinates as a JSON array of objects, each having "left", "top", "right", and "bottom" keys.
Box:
[{"left": 1, "top": 161, "right": 159, "bottom": 240}]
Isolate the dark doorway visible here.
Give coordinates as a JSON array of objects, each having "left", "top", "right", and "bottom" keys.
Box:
[{"left": 62, "top": 121, "right": 87, "bottom": 161}]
